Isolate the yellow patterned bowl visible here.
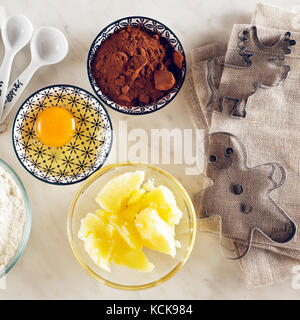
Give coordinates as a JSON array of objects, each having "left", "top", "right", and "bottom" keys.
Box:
[
  {"left": 12, "top": 85, "right": 113, "bottom": 185},
  {"left": 68, "top": 163, "right": 196, "bottom": 290}
]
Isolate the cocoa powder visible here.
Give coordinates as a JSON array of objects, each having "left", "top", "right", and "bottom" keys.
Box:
[{"left": 91, "top": 25, "right": 183, "bottom": 107}]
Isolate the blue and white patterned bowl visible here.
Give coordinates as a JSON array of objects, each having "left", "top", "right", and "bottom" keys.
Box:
[
  {"left": 87, "top": 16, "right": 186, "bottom": 115},
  {"left": 12, "top": 85, "right": 113, "bottom": 185}
]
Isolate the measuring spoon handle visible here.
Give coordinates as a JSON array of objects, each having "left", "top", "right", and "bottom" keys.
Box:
[
  {"left": 1, "top": 63, "right": 37, "bottom": 124},
  {"left": 0, "top": 52, "right": 15, "bottom": 119}
]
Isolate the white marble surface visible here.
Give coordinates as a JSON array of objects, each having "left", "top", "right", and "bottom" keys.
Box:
[{"left": 0, "top": 0, "right": 300, "bottom": 300}]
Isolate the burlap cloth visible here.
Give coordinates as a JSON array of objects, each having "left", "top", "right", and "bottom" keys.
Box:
[{"left": 185, "top": 3, "right": 300, "bottom": 288}]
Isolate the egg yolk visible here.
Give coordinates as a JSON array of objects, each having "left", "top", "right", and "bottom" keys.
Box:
[{"left": 35, "top": 107, "right": 76, "bottom": 148}]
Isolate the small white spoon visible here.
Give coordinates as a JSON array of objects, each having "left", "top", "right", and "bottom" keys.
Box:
[
  {"left": 1, "top": 26, "right": 68, "bottom": 123},
  {"left": 0, "top": 15, "right": 33, "bottom": 119}
]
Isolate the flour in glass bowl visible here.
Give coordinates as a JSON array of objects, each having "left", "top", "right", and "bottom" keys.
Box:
[{"left": 0, "top": 165, "right": 25, "bottom": 270}]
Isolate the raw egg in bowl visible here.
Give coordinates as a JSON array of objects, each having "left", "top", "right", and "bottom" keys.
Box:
[
  {"left": 35, "top": 106, "right": 76, "bottom": 148},
  {"left": 12, "top": 85, "right": 113, "bottom": 185}
]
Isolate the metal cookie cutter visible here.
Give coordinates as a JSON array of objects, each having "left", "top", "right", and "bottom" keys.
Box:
[
  {"left": 206, "top": 26, "right": 296, "bottom": 118},
  {"left": 195, "top": 132, "right": 296, "bottom": 260}
]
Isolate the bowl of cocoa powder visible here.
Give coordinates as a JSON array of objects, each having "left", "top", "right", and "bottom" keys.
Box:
[{"left": 87, "top": 17, "right": 186, "bottom": 115}]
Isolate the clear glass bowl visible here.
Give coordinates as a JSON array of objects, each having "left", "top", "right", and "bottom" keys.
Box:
[
  {"left": 0, "top": 159, "right": 31, "bottom": 279},
  {"left": 68, "top": 163, "right": 196, "bottom": 290}
]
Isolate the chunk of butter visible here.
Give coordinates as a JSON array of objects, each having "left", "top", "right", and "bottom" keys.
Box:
[{"left": 78, "top": 171, "right": 183, "bottom": 272}]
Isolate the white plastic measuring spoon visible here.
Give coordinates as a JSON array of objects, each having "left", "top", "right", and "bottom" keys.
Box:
[
  {"left": 1, "top": 26, "right": 68, "bottom": 123},
  {"left": 0, "top": 15, "right": 33, "bottom": 119}
]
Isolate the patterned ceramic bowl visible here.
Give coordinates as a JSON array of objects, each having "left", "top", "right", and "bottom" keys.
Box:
[
  {"left": 87, "top": 16, "right": 186, "bottom": 115},
  {"left": 12, "top": 85, "right": 113, "bottom": 185}
]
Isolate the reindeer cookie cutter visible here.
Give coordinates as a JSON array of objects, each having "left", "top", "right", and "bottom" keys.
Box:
[
  {"left": 195, "top": 132, "right": 297, "bottom": 260},
  {"left": 206, "top": 26, "right": 296, "bottom": 118}
]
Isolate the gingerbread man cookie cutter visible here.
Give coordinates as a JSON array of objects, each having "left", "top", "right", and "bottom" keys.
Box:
[
  {"left": 206, "top": 26, "right": 296, "bottom": 118},
  {"left": 195, "top": 132, "right": 296, "bottom": 260}
]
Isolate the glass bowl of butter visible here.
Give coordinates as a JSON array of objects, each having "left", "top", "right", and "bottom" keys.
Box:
[{"left": 67, "top": 163, "right": 196, "bottom": 290}]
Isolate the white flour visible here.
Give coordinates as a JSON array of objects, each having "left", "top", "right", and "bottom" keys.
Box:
[{"left": 0, "top": 165, "right": 25, "bottom": 270}]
